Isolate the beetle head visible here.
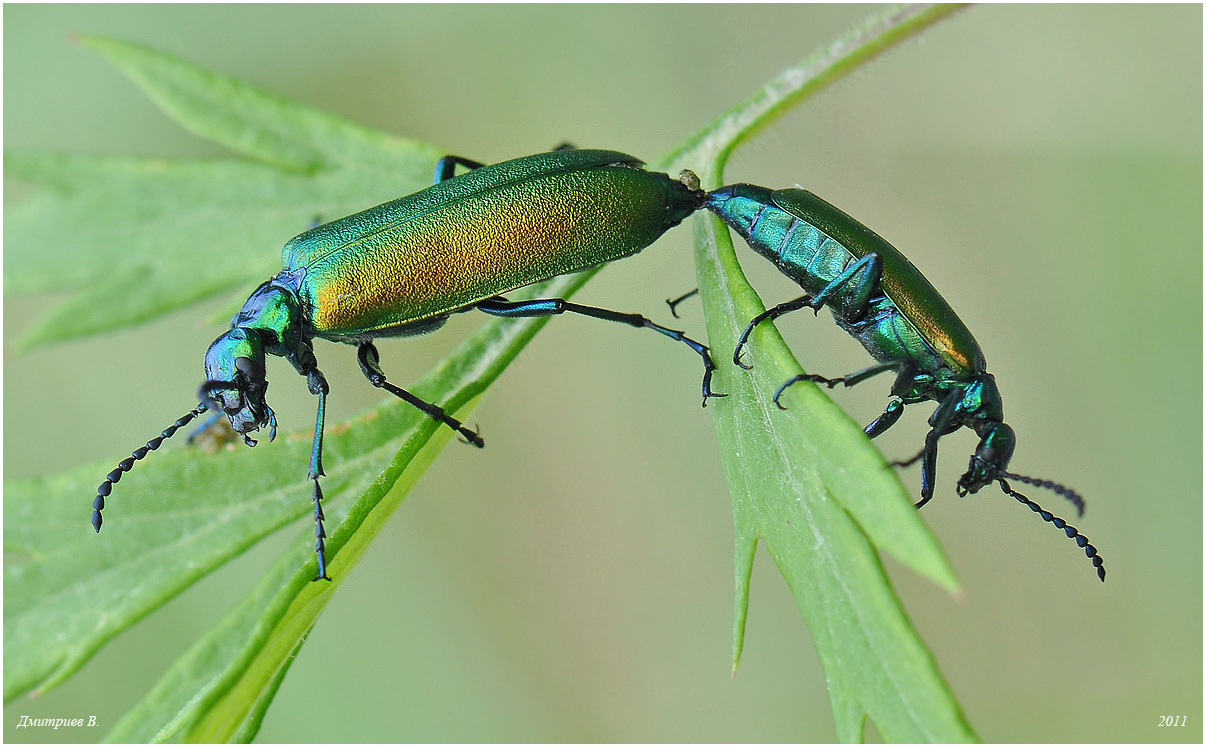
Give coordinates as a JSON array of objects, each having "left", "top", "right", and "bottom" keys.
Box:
[
  {"left": 957, "top": 421, "right": 1016, "bottom": 495},
  {"left": 956, "top": 419, "right": 1097, "bottom": 579},
  {"left": 202, "top": 328, "right": 277, "bottom": 445}
]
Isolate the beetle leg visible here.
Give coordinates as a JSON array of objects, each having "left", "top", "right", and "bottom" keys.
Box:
[
  {"left": 475, "top": 295, "right": 725, "bottom": 406},
  {"left": 735, "top": 294, "right": 817, "bottom": 369},
  {"left": 433, "top": 155, "right": 487, "bottom": 184},
  {"left": 185, "top": 410, "right": 225, "bottom": 445},
  {"left": 736, "top": 255, "right": 884, "bottom": 369},
  {"left": 893, "top": 389, "right": 962, "bottom": 507},
  {"left": 812, "top": 252, "right": 883, "bottom": 319},
  {"left": 772, "top": 361, "right": 900, "bottom": 410},
  {"left": 665, "top": 288, "right": 699, "bottom": 318},
  {"left": 355, "top": 342, "right": 484, "bottom": 447},
  {"left": 892, "top": 427, "right": 943, "bottom": 508},
  {"left": 304, "top": 368, "right": 331, "bottom": 581},
  {"left": 435, "top": 144, "right": 574, "bottom": 184},
  {"left": 305, "top": 369, "right": 329, "bottom": 479},
  {"left": 864, "top": 396, "right": 906, "bottom": 438}
]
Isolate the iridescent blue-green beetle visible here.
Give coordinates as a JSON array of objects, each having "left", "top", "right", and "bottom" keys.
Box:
[
  {"left": 704, "top": 184, "right": 1106, "bottom": 581},
  {"left": 93, "top": 149, "right": 723, "bottom": 580}
]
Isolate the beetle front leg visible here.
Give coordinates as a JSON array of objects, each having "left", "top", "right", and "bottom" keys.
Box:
[
  {"left": 356, "top": 342, "right": 484, "bottom": 447},
  {"left": 306, "top": 367, "right": 332, "bottom": 581},
  {"left": 893, "top": 389, "right": 962, "bottom": 508},
  {"left": 475, "top": 295, "right": 725, "bottom": 406}
]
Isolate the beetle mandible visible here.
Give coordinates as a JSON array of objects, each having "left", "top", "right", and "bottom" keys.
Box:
[
  {"left": 93, "top": 149, "right": 724, "bottom": 580},
  {"left": 702, "top": 183, "right": 1106, "bottom": 581}
]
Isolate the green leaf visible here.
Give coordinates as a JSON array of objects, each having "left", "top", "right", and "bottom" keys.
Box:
[
  {"left": 3, "top": 151, "right": 439, "bottom": 348},
  {"left": 6, "top": 33, "right": 443, "bottom": 349},
  {"left": 76, "top": 35, "right": 433, "bottom": 173},
  {"left": 693, "top": 214, "right": 973, "bottom": 743}
]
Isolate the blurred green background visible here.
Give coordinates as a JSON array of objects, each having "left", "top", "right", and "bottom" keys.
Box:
[{"left": 4, "top": 4, "right": 1200, "bottom": 743}]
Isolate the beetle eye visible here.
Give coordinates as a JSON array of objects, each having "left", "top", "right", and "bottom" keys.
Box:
[{"left": 204, "top": 386, "right": 243, "bottom": 414}]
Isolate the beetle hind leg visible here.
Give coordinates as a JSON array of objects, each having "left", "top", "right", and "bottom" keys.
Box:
[
  {"left": 665, "top": 288, "right": 700, "bottom": 319},
  {"left": 475, "top": 295, "right": 725, "bottom": 407},
  {"left": 735, "top": 294, "right": 818, "bottom": 369},
  {"left": 433, "top": 155, "right": 487, "bottom": 184}
]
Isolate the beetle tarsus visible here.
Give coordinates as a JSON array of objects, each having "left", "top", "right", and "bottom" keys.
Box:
[{"left": 665, "top": 288, "right": 699, "bottom": 319}]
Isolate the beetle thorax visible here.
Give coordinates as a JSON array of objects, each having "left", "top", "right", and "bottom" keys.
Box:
[
  {"left": 960, "top": 373, "right": 1004, "bottom": 426},
  {"left": 230, "top": 278, "right": 306, "bottom": 355}
]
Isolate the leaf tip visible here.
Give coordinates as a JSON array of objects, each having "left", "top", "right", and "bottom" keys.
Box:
[{"left": 71, "top": 33, "right": 106, "bottom": 52}]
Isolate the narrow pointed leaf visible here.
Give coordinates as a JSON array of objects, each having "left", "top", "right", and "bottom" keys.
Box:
[
  {"left": 7, "top": 33, "right": 443, "bottom": 347},
  {"left": 77, "top": 35, "right": 436, "bottom": 174}
]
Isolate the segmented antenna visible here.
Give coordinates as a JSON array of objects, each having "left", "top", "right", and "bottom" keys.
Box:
[
  {"left": 997, "top": 477, "right": 1106, "bottom": 582},
  {"left": 92, "top": 403, "right": 208, "bottom": 532},
  {"left": 1000, "top": 470, "right": 1086, "bottom": 517}
]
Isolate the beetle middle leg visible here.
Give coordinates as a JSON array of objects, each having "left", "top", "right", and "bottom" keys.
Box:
[
  {"left": 475, "top": 295, "right": 725, "bottom": 406},
  {"left": 356, "top": 342, "right": 484, "bottom": 447},
  {"left": 771, "top": 360, "right": 901, "bottom": 409}
]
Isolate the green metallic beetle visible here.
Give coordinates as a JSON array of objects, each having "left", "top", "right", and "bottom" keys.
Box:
[
  {"left": 93, "top": 149, "right": 723, "bottom": 580},
  {"left": 704, "top": 184, "right": 1105, "bottom": 581}
]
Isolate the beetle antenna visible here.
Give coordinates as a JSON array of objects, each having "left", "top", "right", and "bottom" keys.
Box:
[
  {"left": 996, "top": 477, "right": 1105, "bottom": 582},
  {"left": 998, "top": 470, "right": 1086, "bottom": 517},
  {"left": 92, "top": 403, "right": 208, "bottom": 533}
]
